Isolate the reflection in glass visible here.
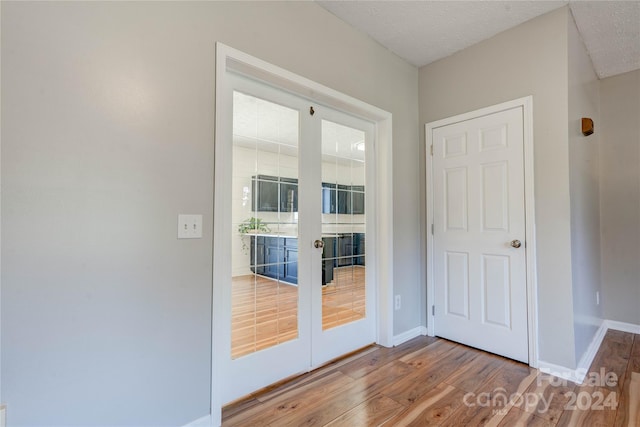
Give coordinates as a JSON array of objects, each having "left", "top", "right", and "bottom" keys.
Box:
[
  {"left": 231, "top": 91, "right": 299, "bottom": 359},
  {"left": 321, "top": 120, "right": 366, "bottom": 330}
]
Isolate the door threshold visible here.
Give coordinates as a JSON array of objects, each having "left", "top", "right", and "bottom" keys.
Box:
[{"left": 222, "top": 343, "right": 376, "bottom": 410}]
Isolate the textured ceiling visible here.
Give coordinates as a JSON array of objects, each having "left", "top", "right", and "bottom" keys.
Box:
[
  {"left": 571, "top": 1, "right": 640, "bottom": 78},
  {"left": 317, "top": 0, "right": 640, "bottom": 79}
]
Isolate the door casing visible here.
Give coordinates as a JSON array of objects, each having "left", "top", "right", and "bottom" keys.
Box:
[{"left": 425, "top": 96, "right": 539, "bottom": 368}]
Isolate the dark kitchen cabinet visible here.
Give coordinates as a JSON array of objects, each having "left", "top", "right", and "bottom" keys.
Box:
[
  {"left": 354, "top": 233, "right": 365, "bottom": 265},
  {"left": 323, "top": 233, "right": 365, "bottom": 269},
  {"left": 322, "top": 183, "right": 365, "bottom": 215},
  {"left": 283, "top": 238, "right": 298, "bottom": 284},
  {"left": 250, "top": 236, "right": 298, "bottom": 284},
  {"left": 250, "top": 234, "right": 362, "bottom": 285},
  {"left": 252, "top": 175, "right": 299, "bottom": 213},
  {"left": 337, "top": 234, "right": 354, "bottom": 266},
  {"left": 322, "top": 183, "right": 337, "bottom": 214},
  {"left": 250, "top": 236, "right": 265, "bottom": 274},
  {"left": 251, "top": 175, "right": 279, "bottom": 212},
  {"left": 352, "top": 186, "right": 365, "bottom": 215},
  {"left": 337, "top": 185, "right": 352, "bottom": 215},
  {"left": 252, "top": 176, "right": 363, "bottom": 215},
  {"left": 280, "top": 178, "right": 298, "bottom": 213},
  {"left": 264, "top": 239, "right": 284, "bottom": 280},
  {"left": 322, "top": 236, "right": 336, "bottom": 285}
]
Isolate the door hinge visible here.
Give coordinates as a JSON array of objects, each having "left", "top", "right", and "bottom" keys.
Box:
[
  {"left": 432, "top": 305, "right": 435, "bottom": 316},
  {"left": 430, "top": 145, "right": 433, "bottom": 156}
]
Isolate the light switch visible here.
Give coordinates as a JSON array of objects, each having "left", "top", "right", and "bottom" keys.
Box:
[{"left": 178, "top": 214, "right": 203, "bottom": 239}]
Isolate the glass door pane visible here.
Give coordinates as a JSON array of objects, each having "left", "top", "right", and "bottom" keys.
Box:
[
  {"left": 320, "top": 120, "right": 366, "bottom": 330},
  {"left": 231, "top": 91, "right": 299, "bottom": 358}
]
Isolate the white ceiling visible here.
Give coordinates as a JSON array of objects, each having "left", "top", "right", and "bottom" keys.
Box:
[
  {"left": 233, "top": 91, "right": 366, "bottom": 163},
  {"left": 316, "top": 1, "right": 640, "bottom": 79}
]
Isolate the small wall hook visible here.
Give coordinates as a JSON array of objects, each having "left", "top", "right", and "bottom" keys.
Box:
[
  {"left": 582, "top": 118, "right": 594, "bottom": 136},
  {"left": 310, "top": 106, "right": 315, "bottom": 116}
]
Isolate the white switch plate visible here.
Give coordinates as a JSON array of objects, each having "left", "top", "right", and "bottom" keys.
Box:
[{"left": 178, "top": 214, "right": 203, "bottom": 239}]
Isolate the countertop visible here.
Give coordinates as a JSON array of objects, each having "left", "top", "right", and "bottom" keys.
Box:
[{"left": 244, "top": 232, "right": 364, "bottom": 238}]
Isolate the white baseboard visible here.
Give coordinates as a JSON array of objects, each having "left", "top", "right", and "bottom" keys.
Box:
[
  {"left": 575, "top": 320, "right": 608, "bottom": 380},
  {"left": 537, "top": 360, "right": 584, "bottom": 384},
  {"left": 182, "top": 414, "right": 212, "bottom": 427},
  {"left": 538, "top": 318, "right": 640, "bottom": 385},
  {"left": 393, "top": 326, "right": 428, "bottom": 346},
  {"left": 605, "top": 319, "right": 640, "bottom": 334},
  {"left": 538, "top": 320, "right": 606, "bottom": 384}
]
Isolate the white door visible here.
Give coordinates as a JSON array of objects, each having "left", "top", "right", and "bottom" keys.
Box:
[
  {"left": 216, "top": 72, "right": 375, "bottom": 404},
  {"left": 431, "top": 106, "right": 528, "bottom": 363},
  {"left": 311, "top": 107, "right": 376, "bottom": 367}
]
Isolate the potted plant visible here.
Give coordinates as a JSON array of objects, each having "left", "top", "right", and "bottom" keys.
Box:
[{"left": 237, "top": 217, "right": 271, "bottom": 254}]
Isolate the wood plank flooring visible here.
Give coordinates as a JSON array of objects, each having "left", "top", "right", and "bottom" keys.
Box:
[
  {"left": 223, "top": 330, "right": 640, "bottom": 426},
  {"left": 232, "top": 266, "right": 366, "bottom": 358}
]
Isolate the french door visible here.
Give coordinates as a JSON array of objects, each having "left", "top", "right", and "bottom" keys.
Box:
[{"left": 215, "top": 72, "right": 375, "bottom": 404}]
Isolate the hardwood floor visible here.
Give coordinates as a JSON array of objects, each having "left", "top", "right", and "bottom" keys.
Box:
[
  {"left": 223, "top": 330, "right": 640, "bottom": 426},
  {"left": 232, "top": 266, "right": 366, "bottom": 358},
  {"left": 322, "top": 266, "right": 366, "bottom": 330}
]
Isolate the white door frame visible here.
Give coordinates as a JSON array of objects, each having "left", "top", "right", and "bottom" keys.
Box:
[
  {"left": 212, "top": 43, "right": 394, "bottom": 426},
  {"left": 425, "top": 96, "right": 539, "bottom": 368}
]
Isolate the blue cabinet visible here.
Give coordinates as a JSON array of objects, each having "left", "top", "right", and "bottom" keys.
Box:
[
  {"left": 280, "top": 178, "right": 298, "bottom": 213},
  {"left": 324, "top": 233, "right": 365, "bottom": 269},
  {"left": 250, "top": 236, "right": 266, "bottom": 274},
  {"left": 251, "top": 175, "right": 279, "bottom": 212},
  {"left": 337, "top": 185, "right": 352, "bottom": 215},
  {"left": 354, "top": 233, "right": 365, "bottom": 265},
  {"left": 322, "top": 183, "right": 337, "bottom": 214},
  {"left": 283, "top": 238, "right": 298, "bottom": 284},
  {"left": 252, "top": 175, "right": 299, "bottom": 213},
  {"left": 322, "top": 183, "right": 364, "bottom": 214},
  {"left": 250, "top": 236, "right": 298, "bottom": 284},
  {"left": 337, "top": 234, "right": 354, "bottom": 266},
  {"left": 352, "top": 186, "right": 365, "bottom": 215},
  {"left": 322, "top": 236, "right": 336, "bottom": 285},
  {"left": 250, "top": 234, "right": 362, "bottom": 285},
  {"left": 265, "top": 242, "right": 285, "bottom": 280}
]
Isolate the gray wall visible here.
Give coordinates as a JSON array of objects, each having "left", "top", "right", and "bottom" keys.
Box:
[
  {"left": 600, "top": 69, "right": 640, "bottom": 325},
  {"left": 419, "top": 7, "right": 578, "bottom": 369},
  {"left": 1, "top": 2, "right": 419, "bottom": 425},
  {"left": 567, "top": 12, "right": 603, "bottom": 364}
]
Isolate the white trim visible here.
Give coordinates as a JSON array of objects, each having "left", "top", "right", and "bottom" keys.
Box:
[
  {"left": 0, "top": 0, "right": 3, "bottom": 403},
  {"left": 538, "top": 319, "right": 634, "bottom": 385},
  {"left": 575, "top": 320, "right": 608, "bottom": 380},
  {"left": 425, "top": 96, "right": 538, "bottom": 367},
  {"left": 606, "top": 319, "right": 640, "bottom": 334},
  {"left": 213, "top": 43, "right": 394, "bottom": 426},
  {"left": 182, "top": 415, "right": 212, "bottom": 427},
  {"left": 537, "top": 360, "right": 585, "bottom": 384},
  {"left": 393, "top": 326, "right": 428, "bottom": 346}
]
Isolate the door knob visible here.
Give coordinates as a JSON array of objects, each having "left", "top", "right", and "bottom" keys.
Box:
[
  {"left": 510, "top": 239, "right": 522, "bottom": 249},
  {"left": 314, "top": 239, "right": 325, "bottom": 249}
]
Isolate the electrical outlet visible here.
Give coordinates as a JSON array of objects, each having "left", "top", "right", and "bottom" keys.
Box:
[
  {"left": 596, "top": 291, "right": 600, "bottom": 305},
  {"left": 395, "top": 295, "right": 401, "bottom": 310},
  {"left": 178, "top": 214, "right": 203, "bottom": 239}
]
